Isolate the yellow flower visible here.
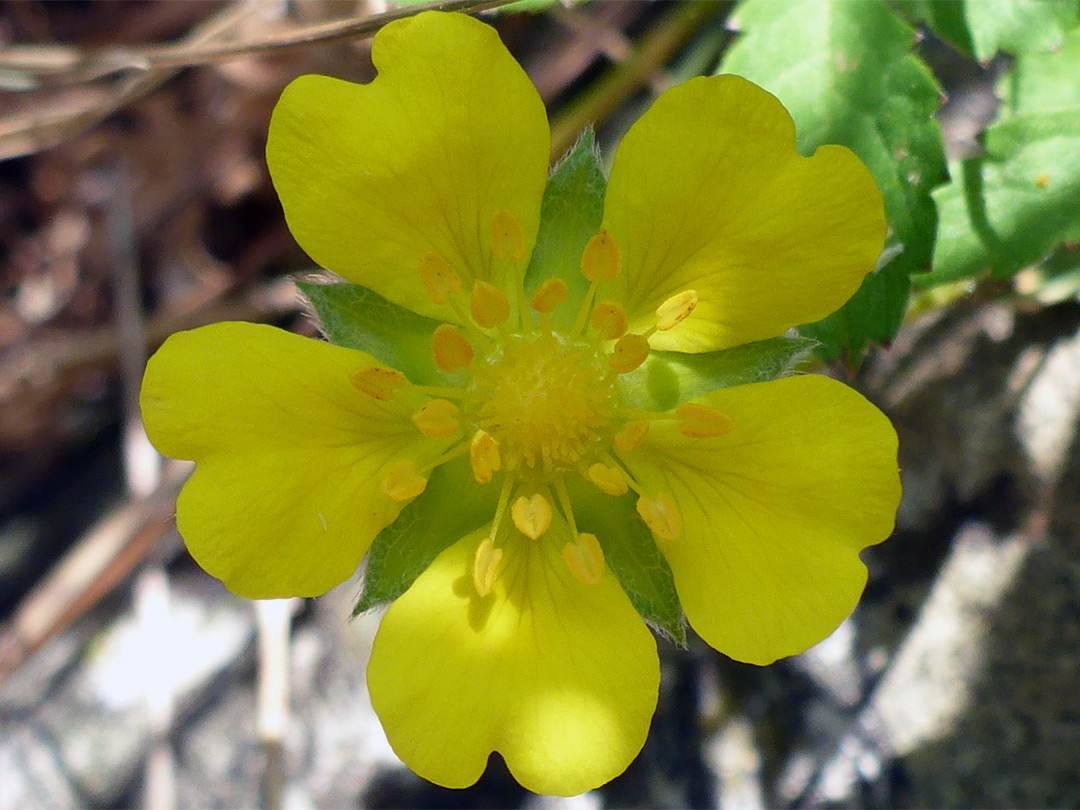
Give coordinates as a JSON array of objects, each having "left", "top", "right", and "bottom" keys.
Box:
[{"left": 140, "top": 10, "right": 901, "bottom": 797}]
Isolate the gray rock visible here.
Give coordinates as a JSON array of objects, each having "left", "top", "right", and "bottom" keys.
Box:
[
  {"left": 0, "top": 723, "right": 80, "bottom": 810},
  {"left": 33, "top": 572, "right": 254, "bottom": 805}
]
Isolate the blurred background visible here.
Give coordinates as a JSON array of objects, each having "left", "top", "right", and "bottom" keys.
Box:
[{"left": 1, "top": 1, "right": 1079, "bottom": 808}]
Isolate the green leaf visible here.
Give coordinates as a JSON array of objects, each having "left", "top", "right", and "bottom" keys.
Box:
[
  {"left": 355, "top": 456, "right": 498, "bottom": 613},
  {"left": 297, "top": 279, "right": 456, "bottom": 387},
  {"left": 523, "top": 129, "right": 606, "bottom": 331},
  {"left": 719, "top": 0, "right": 948, "bottom": 363},
  {"left": 617, "top": 335, "right": 818, "bottom": 413},
  {"left": 923, "top": 27, "right": 1080, "bottom": 287},
  {"left": 964, "top": 0, "right": 1079, "bottom": 61},
  {"left": 566, "top": 479, "right": 686, "bottom": 645}
]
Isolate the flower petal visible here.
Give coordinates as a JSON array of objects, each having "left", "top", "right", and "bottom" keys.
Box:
[
  {"left": 368, "top": 520, "right": 659, "bottom": 795},
  {"left": 141, "top": 321, "right": 441, "bottom": 599},
  {"left": 619, "top": 375, "right": 900, "bottom": 664},
  {"left": 266, "top": 11, "right": 550, "bottom": 321},
  {"left": 602, "top": 74, "right": 886, "bottom": 352}
]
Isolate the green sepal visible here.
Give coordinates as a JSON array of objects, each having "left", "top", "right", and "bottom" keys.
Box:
[
  {"left": 297, "top": 279, "right": 457, "bottom": 387},
  {"left": 523, "top": 129, "right": 606, "bottom": 331},
  {"left": 616, "top": 335, "right": 818, "bottom": 413},
  {"left": 354, "top": 456, "right": 498, "bottom": 614},
  {"left": 566, "top": 478, "right": 686, "bottom": 645}
]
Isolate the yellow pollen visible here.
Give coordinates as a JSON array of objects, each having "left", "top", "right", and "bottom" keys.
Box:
[
  {"left": 609, "top": 333, "right": 650, "bottom": 374},
  {"left": 431, "top": 324, "right": 474, "bottom": 373},
  {"left": 472, "top": 537, "right": 504, "bottom": 597},
  {"left": 581, "top": 230, "right": 621, "bottom": 282},
  {"left": 419, "top": 252, "right": 461, "bottom": 305},
  {"left": 530, "top": 278, "right": 568, "bottom": 314},
  {"left": 511, "top": 493, "right": 553, "bottom": 540},
  {"left": 469, "top": 429, "right": 502, "bottom": 484},
  {"left": 563, "top": 533, "right": 605, "bottom": 586},
  {"left": 412, "top": 399, "right": 460, "bottom": 439},
  {"left": 351, "top": 366, "right": 407, "bottom": 402},
  {"left": 637, "top": 493, "right": 682, "bottom": 542},
  {"left": 471, "top": 281, "right": 511, "bottom": 328},
  {"left": 491, "top": 208, "right": 526, "bottom": 262},
  {"left": 613, "top": 420, "right": 650, "bottom": 453},
  {"left": 591, "top": 300, "right": 628, "bottom": 340},
  {"left": 656, "top": 290, "right": 699, "bottom": 331},
  {"left": 676, "top": 402, "right": 734, "bottom": 438},
  {"left": 381, "top": 460, "right": 428, "bottom": 501},
  {"left": 475, "top": 335, "right": 615, "bottom": 471},
  {"left": 587, "top": 462, "right": 628, "bottom": 496}
]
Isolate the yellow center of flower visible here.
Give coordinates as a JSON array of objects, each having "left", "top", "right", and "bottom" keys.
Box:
[
  {"left": 352, "top": 211, "right": 729, "bottom": 595},
  {"left": 474, "top": 334, "right": 615, "bottom": 472}
]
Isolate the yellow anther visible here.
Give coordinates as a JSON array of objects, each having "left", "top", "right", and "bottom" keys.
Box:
[
  {"left": 656, "top": 289, "right": 699, "bottom": 331},
  {"left": 530, "top": 278, "right": 568, "bottom": 314},
  {"left": 431, "top": 323, "right": 474, "bottom": 374},
  {"left": 491, "top": 208, "right": 526, "bottom": 262},
  {"left": 609, "top": 333, "right": 650, "bottom": 374},
  {"left": 351, "top": 366, "right": 407, "bottom": 402},
  {"left": 470, "top": 281, "right": 511, "bottom": 328},
  {"left": 472, "top": 537, "right": 504, "bottom": 597},
  {"left": 581, "top": 230, "right": 621, "bottom": 282},
  {"left": 511, "top": 493, "right": 553, "bottom": 540},
  {"left": 380, "top": 460, "right": 428, "bottom": 501},
  {"left": 412, "top": 399, "right": 460, "bottom": 439},
  {"left": 591, "top": 300, "right": 628, "bottom": 340},
  {"left": 676, "top": 402, "right": 734, "bottom": 439},
  {"left": 469, "top": 429, "right": 502, "bottom": 484},
  {"left": 613, "top": 420, "right": 650, "bottom": 453},
  {"left": 419, "top": 252, "right": 461, "bottom": 305},
  {"left": 636, "top": 493, "right": 682, "bottom": 542},
  {"left": 587, "top": 462, "right": 628, "bottom": 496},
  {"left": 562, "top": 533, "right": 605, "bottom": 586}
]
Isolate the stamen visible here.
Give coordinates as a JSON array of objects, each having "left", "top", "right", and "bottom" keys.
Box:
[
  {"left": 419, "top": 252, "right": 461, "bottom": 305},
  {"left": 491, "top": 209, "right": 526, "bottom": 262},
  {"left": 491, "top": 209, "right": 532, "bottom": 330},
  {"left": 587, "top": 462, "right": 629, "bottom": 496},
  {"left": 655, "top": 290, "right": 699, "bottom": 331},
  {"left": 677, "top": 402, "right": 734, "bottom": 438},
  {"left": 511, "top": 493, "right": 553, "bottom": 540},
  {"left": 431, "top": 324, "right": 474, "bottom": 374},
  {"left": 411, "top": 399, "right": 460, "bottom": 439},
  {"left": 599, "top": 452, "right": 645, "bottom": 496},
  {"left": 469, "top": 429, "right": 502, "bottom": 484},
  {"left": 571, "top": 231, "right": 620, "bottom": 337},
  {"left": 580, "top": 230, "right": 621, "bottom": 282},
  {"left": 609, "top": 333, "right": 650, "bottom": 374},
  {"left": 472, "top": 537, "right": 504, "bottom": 597},
  {"left": 552, "top": 478, "right": 579, "bottom": 538},
  {"left": 530, "top": 278, "right": 568, "bottom": 314},
  {"left": 591, "top": 300, "right": 628, "bottom": 340},
  {"left": 351, "top": 367, "right": 407, "bottom": 402},
  {"left": 570, "top": 278, "right": 599, "bottom": 337},
  {"left": 380, "top": 460, "right": 428, "bottom": 501},
  {"left": 615, "top": 409, "right": 678, "bottom": 422},
  {"left": 636, "top": 493, "right": 682, "bottom": 541},
  {"left": 408, "top": 384, "right": 469, "bottom": 400},
  {"left": 613, "top": 420, "right": 650, "bottom": 453},
  {"left": 418, "top": 440, "right": 470, "bottom": 473},
  {"left": 562, "top": 532, "right": 604, "bottom": 586},
  {"left": 471, "top": 281, "right": 511, "bottom": 329},
  {"left": 489, "top": 475, "right": 515, "bottom": 543}
]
